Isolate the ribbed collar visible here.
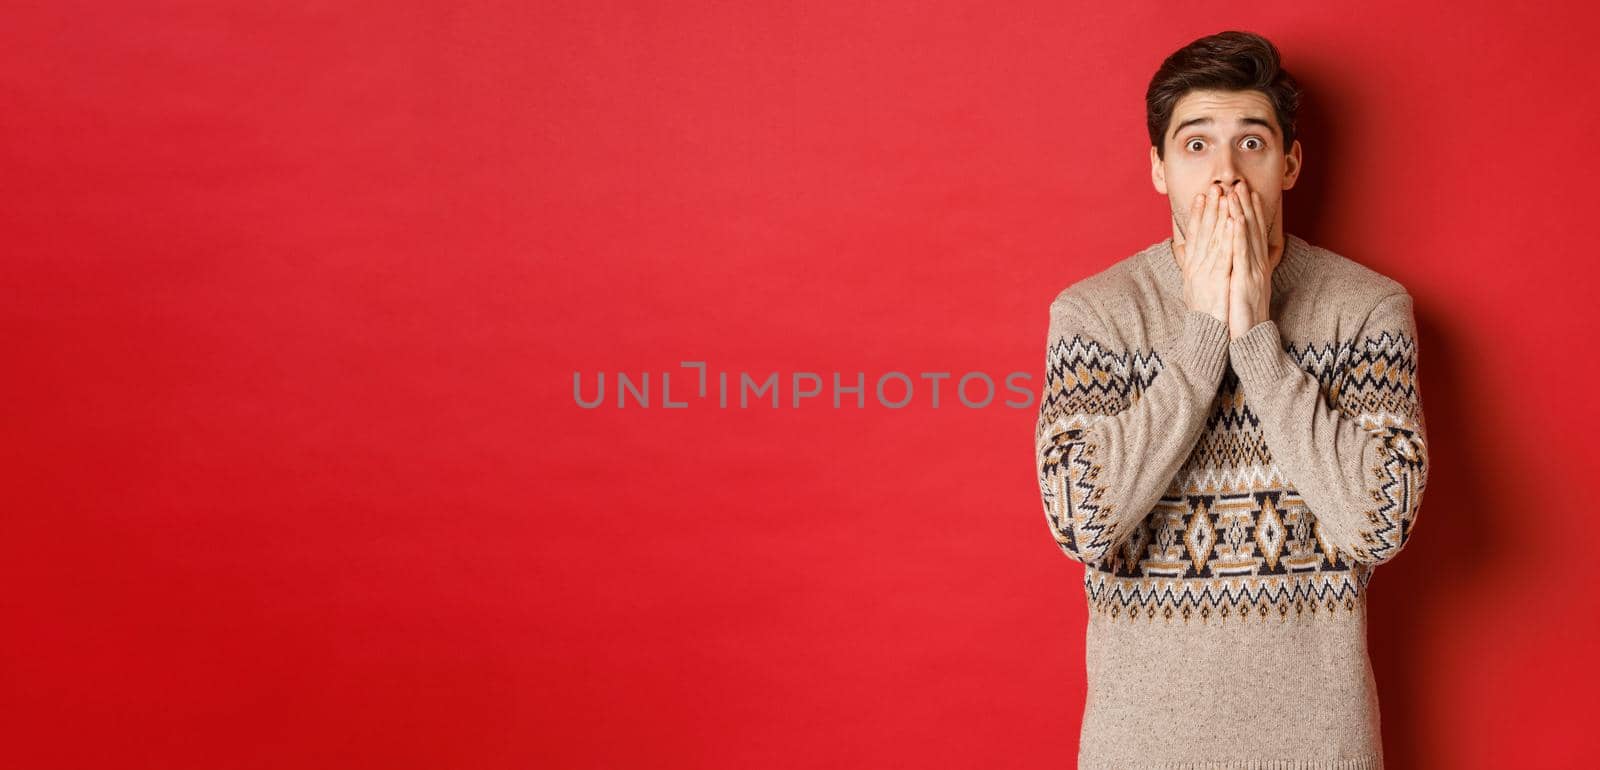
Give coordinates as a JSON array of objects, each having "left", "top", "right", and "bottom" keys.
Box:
[{"left": 1143, "top": 232, "right": 1315, "bottom": 301}]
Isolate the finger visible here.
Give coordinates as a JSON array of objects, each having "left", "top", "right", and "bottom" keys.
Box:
[
  {"left": 1241, "top": 187, "right": 1267, "bottom": 262},
  {"left": 1216, "top": 215, "right": 1235, "bottom": 274},
  {"left": 1228, "top": 218, "right": 1244, "bottom": 277},
  {"left": 1233, "top": 210, "right": 1247, "bottom": 263},
  {"left": 1242, "top": 189, "right": 1266, "bottom": 268},
  {"left": 1197, "top": 191, "right": 1219, "bottom": 268},
  {"left": 1236, "top": 184, "right": 1255, "bottom": 236},
  {"left": 1208, "top": 186, "right": 1232, "bottom": 273},
  {"left": 1198, "top": 183, "right": 1221, "bottom": 255},
  {"left": 1222, "top": 185, "right": 1240, "bottom": 232},
  {"left": 1175, "top": 192, "right": 1204, "bottom": 269},
  {"left": 1209, "top": 200, "right": 1235, "bottom": 270},
  {"left": 1171, "top": 213, "right": 1187, "bottom": 269},
  {"left": 1183, "top": 191, "right": 1203, "bottom": 242},
  {"left": 1175, "top": 192, "right": 1201, "bottom": 263},
  {"left": 1227, "top": 191, "right": 1255, "bottom": 271}
]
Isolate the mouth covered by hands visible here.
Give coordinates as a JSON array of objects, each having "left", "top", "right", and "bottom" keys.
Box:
[{"left": 1171, "top": 181, "right": 1282, "bottom": 339}]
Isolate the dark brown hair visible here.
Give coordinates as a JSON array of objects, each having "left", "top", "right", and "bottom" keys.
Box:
[{"left": 1146, "top": 31, "right": 1303, "bottom": 160}]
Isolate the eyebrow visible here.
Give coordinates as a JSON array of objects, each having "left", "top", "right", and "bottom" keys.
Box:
[{"left": 1171, "top": 115, "right": 1277, "bottom": 139}]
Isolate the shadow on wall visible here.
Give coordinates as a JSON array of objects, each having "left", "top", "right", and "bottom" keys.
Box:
[{"left": 1287, "top": 69, "right": 1510, "bottom": 770}]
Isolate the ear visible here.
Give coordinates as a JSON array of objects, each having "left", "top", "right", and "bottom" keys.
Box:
[
  {"left": 1281, "top": 139, "right": 1303, "bottom": 191},
  {"left": 1150, "top": 145, "right": 1168, "bottom": 195}
]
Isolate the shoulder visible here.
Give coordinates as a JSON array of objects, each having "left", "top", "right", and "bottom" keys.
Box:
[
  {"left": 1047, "top": 240, "right": 1164, "bottom": 323},
  {"left": 1288, "top": 237, "right": 1417, "bottom": 344},
  {"left": 1293, "top": 237, "right": 1410, "bottom": 306}
]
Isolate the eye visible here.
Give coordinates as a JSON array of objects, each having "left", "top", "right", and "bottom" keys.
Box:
[
  {"left": 1186, "top": 139, "right": 1204, "bottom": 152},
  {"left": 1242, "top": 136, "right": 1264, "bottom": 150}
]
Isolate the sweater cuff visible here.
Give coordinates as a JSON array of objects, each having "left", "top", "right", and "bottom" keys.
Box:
[
  {"left": 1229, "top": 318, "right": 1289, "bottom": 384},
  {"left": 1165, "top": 309, "right": 1230, "bottom": 384}
]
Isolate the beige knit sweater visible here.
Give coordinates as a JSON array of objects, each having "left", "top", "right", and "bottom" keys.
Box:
[{"left": 1034, "top": 233, "right": 1429, "bottom": 769}]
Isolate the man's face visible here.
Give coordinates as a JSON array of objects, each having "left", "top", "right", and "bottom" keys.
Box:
[{"left": 1150, "top": 88, "right": 1302, "bottom": 246}]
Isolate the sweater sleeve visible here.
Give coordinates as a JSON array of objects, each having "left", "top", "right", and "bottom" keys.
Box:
[
  {"left": 1228, "top": 292, "right": 1430, "bottom": 566},
  {"left": 1035, "top": 293, "right": 1231, "bottom": 567}
]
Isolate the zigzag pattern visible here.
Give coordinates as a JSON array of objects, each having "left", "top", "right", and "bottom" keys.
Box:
[
  {"left": 1085, "top": 568, "right": 1371, "bottom": 623},
  {"left": 1314, "top": 329, "right": 1428, "bottom": 564},
  {"left": 1036, "top": 333, "right": 1136, "bottom": 564},
  {"left": 1037, "top": 421, "right": 1107, "bottom": 560},
  {"left": 1036, "top": 326, "right": 1427, "bottom": 622}
]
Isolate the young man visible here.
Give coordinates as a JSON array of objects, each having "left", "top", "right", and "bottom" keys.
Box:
[{"left": 1034, "top": 31, "right": 1429, "bottom": 768}]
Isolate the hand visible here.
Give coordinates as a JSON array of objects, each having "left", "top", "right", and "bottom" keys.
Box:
[
  {"left": 1171, "top": 182, "right": 1233, "bottom": 325},
  {"left": 1223, "top": 181, "right": 1281, "bottom": 339}
]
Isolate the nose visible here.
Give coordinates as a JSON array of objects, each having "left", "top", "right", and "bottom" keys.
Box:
[
  {"left": 1207, "top": 178, "right": 1247, "bottom": 203},
  {"left": 1213, "top": 159, "right": 1243, "bottom": 193}
]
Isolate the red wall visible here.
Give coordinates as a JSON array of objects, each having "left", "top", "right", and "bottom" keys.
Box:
[{"left": 6, "top": 3, "right": 1598, "bottom": 768}]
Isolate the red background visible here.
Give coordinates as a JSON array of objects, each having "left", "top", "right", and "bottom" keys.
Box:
[{"left": 6, "top": 3, "right": 1599, "bottom": 768}]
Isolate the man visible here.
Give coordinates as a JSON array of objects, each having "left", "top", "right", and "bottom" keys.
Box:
[{"left": 1034, "top": 30, "right": 1429, "bottom": 768}]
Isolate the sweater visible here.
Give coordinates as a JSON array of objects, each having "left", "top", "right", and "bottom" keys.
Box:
[{"left": 1033, "top": 232, "right": 1429, "bottom": 769}]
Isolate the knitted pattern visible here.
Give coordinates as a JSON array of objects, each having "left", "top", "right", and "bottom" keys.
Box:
[{"left": 1034, "top": 233, "right": 1428, "bottom": 768}]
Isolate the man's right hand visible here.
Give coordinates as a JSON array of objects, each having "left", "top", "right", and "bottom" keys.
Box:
[{"left": 1171, "top": 182, "right": 1234, "bottom": 325}]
